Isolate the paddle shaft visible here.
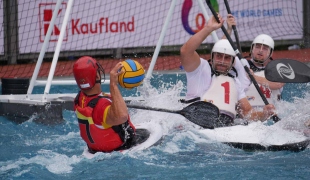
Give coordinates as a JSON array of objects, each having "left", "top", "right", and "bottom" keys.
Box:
[
  {"left": 127, "top": 104, "right": 179, "bottom": 114},
  {"left": 206, "top": 0, "right": 280, "bottom": 122},
  {"left": 127, "top": 101, "right": 221, "bottom": 129},
  {"left": 223, "top": 0, "right": 242, "bottom": 54}
]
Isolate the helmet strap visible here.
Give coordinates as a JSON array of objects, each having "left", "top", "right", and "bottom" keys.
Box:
[
  {"left": 252, "top": 53, "right": 271, "bottom": 65},
  {"left": 96, "top": 62, "right": 106, "bottom": 84},
  {"left": 95, "top": 70, "right": 102, "bottom": 84}
]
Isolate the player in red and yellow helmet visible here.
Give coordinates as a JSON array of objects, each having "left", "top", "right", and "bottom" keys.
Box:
[
  {"left": 73, "top": 56, "right": 136, "bottom": 153},
  {"left": 73, "top": 56, "right": 105, "bottom": 90}
]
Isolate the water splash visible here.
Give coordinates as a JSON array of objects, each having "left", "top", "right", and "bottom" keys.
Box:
[{"left": 0, "top": 150, "right": 82, "bottom": 175}]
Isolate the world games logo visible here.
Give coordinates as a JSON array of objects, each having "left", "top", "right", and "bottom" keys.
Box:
[
  {"left": 39, "top": 3, "right": 68, "bottom": 42},
  {"left": 181, "top": 0, "right": 219, "bottom": 35}
]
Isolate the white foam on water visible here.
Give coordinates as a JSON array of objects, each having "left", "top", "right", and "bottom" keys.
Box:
[
  {"left": 0, "top": 149, "right": 83, "bottom": 175},
  {"left": 130, "top": 80, "right": 188, "bottom": 135},
  {"left": 24, "top": 131, "right": 81, "bottom": 146},
  {"left": 199, "top": 121, "right": 307, "bottom": 146},
  {"left": 38, "top": 150, "right": 81, "bottom": 174},
  {"left": 275, "top": 92, "right": 310, "bottom": 134}
]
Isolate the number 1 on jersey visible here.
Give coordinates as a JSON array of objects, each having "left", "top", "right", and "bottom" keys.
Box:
[{"left": 221, "top": 81, "right": 230, "bottom": 104}]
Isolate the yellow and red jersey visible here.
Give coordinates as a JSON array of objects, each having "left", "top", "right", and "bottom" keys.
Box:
[{"left": 74, "top": 91, "right": 135, "bottom": 152}]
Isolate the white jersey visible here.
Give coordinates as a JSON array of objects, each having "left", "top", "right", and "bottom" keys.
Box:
[
  {"left": 201, "top": 75, "right": 238, "bottom": 118},
  {"left": 246, "top": 71, "right": 282, "bottom": 107},
  {"left": 185, "top": 58, "right": 212, "bottom": 100},
  {"left": 242, "top": 59, "right": 282, "bottom": 107},
  {"left": 185, "top": 58, "right": 246, "bottom": 117},
  {"left": 234, "top": 57, "right": 252, "bottom": 91}
]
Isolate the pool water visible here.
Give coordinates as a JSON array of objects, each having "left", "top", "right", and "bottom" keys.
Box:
[{"left": 1, "top": 74, "right": 310, "bottom": 179}]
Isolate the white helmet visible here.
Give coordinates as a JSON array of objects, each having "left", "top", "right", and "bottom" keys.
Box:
[
  {"left": 211, "top": 39, "right": 236, "bottom": 57},
  {"left": 251, "top": 34, "right": 274, "bottom": 64},
  {"left": 251, "top": 34, "right": 274, "bottom": 49},
  {"left": 211, "top": 39, "right": 236, "bottom": 75}
]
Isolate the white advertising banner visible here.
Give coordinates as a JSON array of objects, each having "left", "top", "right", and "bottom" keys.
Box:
[
  {"left": 17, "top": 0, "right": 303, "bottom": 53},
  {"left": 217, "top": 0, "right": 303, "bottom": 41}
]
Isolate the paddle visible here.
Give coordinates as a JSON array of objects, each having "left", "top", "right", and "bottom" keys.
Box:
[
  {"left": 223, "top": 0, "right": 242, "bottom": 54},
  {"left": 205, "top": 0, "right": 281, "bottom": 122},
  {"left": 265, "top": 59, "right": 310, "bottom": 83},
  {"left": 127, "top": 101, "right": 220, "bottom": 129}
]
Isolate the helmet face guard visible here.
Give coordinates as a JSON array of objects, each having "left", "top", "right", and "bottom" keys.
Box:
[
  {"left": 251, "top": 43, "right": 272, "bottom": 64},
  {"left": 211, "top": 52, "right": 235, "bottom": 75},
  {"left": 211, "top": 39, "right": 236, "bottom": 75},
  {"left": 73, "top": 56, "right": 105, "bottom": 90}
]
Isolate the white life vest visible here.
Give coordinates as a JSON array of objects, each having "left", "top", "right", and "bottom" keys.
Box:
[
  {"left": 246, "top": 71, "right": 281, "bottom": 107},
  {"left": 201, "top": 75, "right": 238, "bottom": 118}
]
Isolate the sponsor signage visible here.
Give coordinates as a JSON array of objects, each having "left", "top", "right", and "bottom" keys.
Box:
[{"left": 16, "top": 0, "right": 303, "bottom": 53}]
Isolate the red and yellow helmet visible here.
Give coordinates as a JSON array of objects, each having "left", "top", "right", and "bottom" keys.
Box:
[{"left": 73, "top": 56, "right": 105, "bottom": 90}]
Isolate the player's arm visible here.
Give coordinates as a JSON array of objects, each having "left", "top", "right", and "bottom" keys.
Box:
[
  {"left": 253, "top": 74, "right": 285, "bottom": 90},
  {"left": 237, "top": 97, "right": 275, "bottom": 121},
  {"left": 180, "top": 15, "right": 224, "bottom": 72},
  {"left": 106, "top": 62, "right": 128, "bottom": 126},
  {"left": 221, "top": 14, "right": 235, "bottom": 39}
]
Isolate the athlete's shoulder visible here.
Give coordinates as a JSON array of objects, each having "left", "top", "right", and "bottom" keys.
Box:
[
  {"left": 240, "top": 58, "right": 250, "bottom": 67},
  {"left": 97, "top": 96, "right": 112, "bottom": 105}
]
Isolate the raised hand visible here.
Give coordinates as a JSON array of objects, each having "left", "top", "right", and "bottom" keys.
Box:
[
  {"left": 226, "top": 14, "right": 236, "bottom": 31},
  {"left": 110, "top": 62, "right": 124, "bottom": 86},
  {"left": 207, "top": 14, "right": 224, "bottom": 31}
]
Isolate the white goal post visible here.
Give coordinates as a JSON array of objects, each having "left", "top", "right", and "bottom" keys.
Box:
[{"left": 10, "top": 0, "right": 219, "bottom": 104}]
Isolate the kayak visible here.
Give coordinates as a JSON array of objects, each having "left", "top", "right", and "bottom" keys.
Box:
[
  {"left": 199, "top": 122, "right": 309, "bottom": 152},
  {"left": 83, "top": 122, "right": 163, "bottom": 159}
]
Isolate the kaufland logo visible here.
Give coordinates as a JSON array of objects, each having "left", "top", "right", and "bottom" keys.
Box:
[
  {"left": 39, "top": 3, "right": 68, "bottom": 42},
  {"left": 71, "top": 17, "right": 134, "bottom": 35},
  {"left": 39, "top": 2, "right": 135, "bottom": 42}
]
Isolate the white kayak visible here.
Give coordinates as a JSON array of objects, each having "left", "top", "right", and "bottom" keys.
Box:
[
  {"left": 83, "top": 122, "right": 163, "bottom": 159},
  {"left": 199, "top": 122, "right": 310, "bottom": 151}
]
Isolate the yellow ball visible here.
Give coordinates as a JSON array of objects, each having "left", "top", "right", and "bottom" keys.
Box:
[{"left": 118, "top": 59, "right": 145, "bottom": 89}]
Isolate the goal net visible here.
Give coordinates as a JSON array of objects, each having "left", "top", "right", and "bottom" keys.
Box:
[{"left": 0, "top": 0, "right": 305, "bottom": 79}]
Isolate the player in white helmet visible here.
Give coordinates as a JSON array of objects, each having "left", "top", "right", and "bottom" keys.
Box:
[
  {"left": 241, "top": 34, "right": 284, "bottom": 108},
  {"left": 210, "top": 39, "right": 236, "bottom": 75},
  {"left": 180, "top": 15, "right": 275, "bottom": 128},
  {"left": 251, "top": 34, "right": 274, "bottom": 65}
]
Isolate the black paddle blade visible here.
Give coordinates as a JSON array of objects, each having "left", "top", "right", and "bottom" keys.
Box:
[
  {"left": 178, "top": 101, "right": 220, "bottom": 129},
  {"left": 265, "top": 59, "right": 310, "bottom": 83}
]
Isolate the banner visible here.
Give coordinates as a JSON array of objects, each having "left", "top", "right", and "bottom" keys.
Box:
[{"left": 17, "top": 0, "right": 303, "bottom": 53}]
